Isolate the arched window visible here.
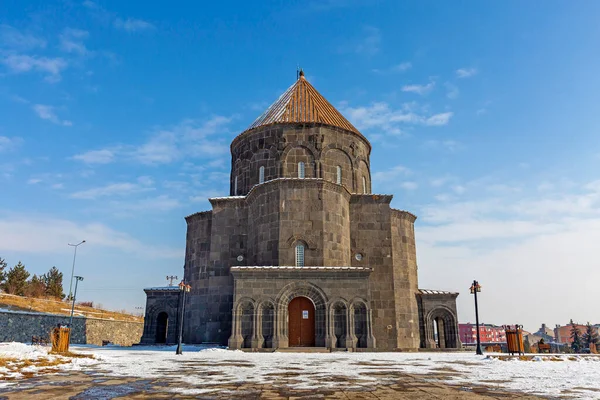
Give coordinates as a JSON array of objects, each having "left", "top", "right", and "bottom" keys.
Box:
[
  {"left": 336, "top": 166, "right": 342, "bottom": 185},
  {"left": 259, "top": 166, "right": 265, "bottom": 184},
  {"left": 295, "top": 243, "right": 305, "bottom": 267},
  {"left": 234, "top": 176, "right": 238, "bottom": 195},
  {"left": 362, "top": 176, "right": 367, "bottom": 194},
  {"left": 298, "top": 162, "right": 305, "bottom": 178}
]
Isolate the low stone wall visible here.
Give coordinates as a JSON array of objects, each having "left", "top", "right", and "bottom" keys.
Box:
[{"left": 0, "top": 310, "right": 143, "bottom": 346}]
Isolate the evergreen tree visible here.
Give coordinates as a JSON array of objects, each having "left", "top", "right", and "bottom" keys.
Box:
[
  {"left": 570, "top": 319, "right": 583, "bottom": 353},
  {"left": 24, "top": 274, "right": 46, "bottom": 298},
  {"left": 4, "top": 261, "right": 30, "bottom": 296},
  {"left": 0, "top": 257, "right": 7, "bottom": 289},
  {"left": 583, "top": 322, "right": 599, "bottom": 349},
  {"left": 43, "top": 266, "right": 65, "bottom": 300}
]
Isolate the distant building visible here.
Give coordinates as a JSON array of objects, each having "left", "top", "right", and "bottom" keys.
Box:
[
  {"left": 459, "top": 323, "right": 506, "bottom": 344},
  {"left": 534, "top": 323, "right": 554, "bottom": 342},
  {"left": 554, "top": 323, "right": 598, "bottom": 344}
]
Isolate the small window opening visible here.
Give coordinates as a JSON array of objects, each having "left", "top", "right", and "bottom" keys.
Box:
[
  {"left": 295, "top": 243, "right": 305, "bottom": 267},
  {"left": 336, "top": 166, "right": 342, "bottom": 185},
  {"left": 298, "top": 162, "right": 305, "bottom": 178},
  {"left": 234, "top": 176, "right": 238, "bottom": 195},
  {"left": 362, "top": 176, "right": 367, "bottom": 194},
  {"left": 259, "top": 166, "right": 265, "bottom": 184}
]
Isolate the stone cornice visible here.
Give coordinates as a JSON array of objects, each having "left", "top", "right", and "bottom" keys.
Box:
[
  {"left": 349, "top": 194, "right": 393, "bottom": 204},
  {"left": 245, "top": 178, "right": 352, "bottom": 206},
  {"left": 230, "top": 122, "right": 372, "bottom": 155},
  {"left": 391, "top": 208, "right": 417, "bottom": 222},
  {"left": 185, "top": 210, "right": 212, "bottom": 221}
]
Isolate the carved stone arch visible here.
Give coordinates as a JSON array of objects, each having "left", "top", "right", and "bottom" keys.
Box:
[
  {"left": 321, "top": 144, "right": 356, "bottom": 169},
  {"left": 321, "top": 146, "right": 355, "bottom": 191},
  {"left": 281, "top": 145, "right": 317, "bottom": 178},
  {"left": 329, "top": 298, "right": 351, "bottom": 348},
  {"left": 285, "top": 235, "right": 317, "bottom": 249},
  {"left": 356, "top": 158, "right": 371, "bottom": 194},
  {"left": 234, "top": 297, "right": 256, "bottom": 313},
  {"left": 425, "top": 306, "right": 459, "bottom": 349},
  {"left": 275, "top": 281, "right": 329, "bottom": 347}
]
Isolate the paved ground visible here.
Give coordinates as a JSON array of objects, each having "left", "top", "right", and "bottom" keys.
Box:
[{"left": 0, "top": 369, "right": 546, "bottom": 399}]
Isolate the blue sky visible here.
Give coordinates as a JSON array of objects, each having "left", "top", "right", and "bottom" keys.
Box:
[{"left": 1, "top": 1, "right": 599, "bottom": 331}]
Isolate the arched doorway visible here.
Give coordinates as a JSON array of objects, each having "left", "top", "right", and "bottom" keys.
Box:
[
  {"left": 288, "top": 297, "right": 315, "bottom": 346},
  {"left": 155, "top": 312, "right": 168, "bottom": 343},
  {"left": 426, "top": 308, "right": 458, "bottom": 349}
]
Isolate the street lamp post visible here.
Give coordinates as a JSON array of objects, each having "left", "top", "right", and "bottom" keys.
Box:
[
  {"left": 69, "top": 275, "right": 84, "bottom": 343},
  {"left": 470, "top": 280, "right": 483, "bottom": 355},
  {"left": 175, "top": 281, "right": 191, "bottom": 355},
  {"left": 67, "top": 240, "right": 86, "bottom": 300}
]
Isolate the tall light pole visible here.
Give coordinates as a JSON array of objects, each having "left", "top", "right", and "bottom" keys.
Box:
[
  {"left": 470, "top": 280, "right": 483, "bottom": 355},
  {"left": 67, "top": 240, "right": 86, "bottom": 300},
  {"left": 69, "top": 275, "right": 84, "bottom": 343},
  {"left": 176, "top": 280, "right": 191, "bottom": 355}
]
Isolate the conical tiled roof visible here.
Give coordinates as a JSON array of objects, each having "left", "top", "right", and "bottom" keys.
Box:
[{"left": 245, "top": 71, "right": 361, "bottom": 135}]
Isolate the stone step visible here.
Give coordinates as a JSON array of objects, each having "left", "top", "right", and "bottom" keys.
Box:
[{"left": 275, "top": 347, "right": 331, "bottom": 353}]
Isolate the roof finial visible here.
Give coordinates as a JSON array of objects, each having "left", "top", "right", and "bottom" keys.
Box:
[{"left": 299, "top": 68, "right": 305, "bottom": 79}]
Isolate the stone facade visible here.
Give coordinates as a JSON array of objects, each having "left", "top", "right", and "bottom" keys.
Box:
[
  {"left": 141, "top": 72, "right": 460, "bottom": 351},
  {"left": 0, "top": 310, "right": 143, "bottom": 346}
]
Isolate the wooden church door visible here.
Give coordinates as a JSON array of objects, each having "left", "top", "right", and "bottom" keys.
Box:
[{"left": 288, "top": 297, "right": 315, "bottom": 346}]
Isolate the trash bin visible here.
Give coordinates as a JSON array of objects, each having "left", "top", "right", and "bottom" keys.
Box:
[
  {"left": 51, "top": 326, "right": 71, "bottom": 353},
  {"left": 503, "top": 324, "right": 524, "bottom": 356}
]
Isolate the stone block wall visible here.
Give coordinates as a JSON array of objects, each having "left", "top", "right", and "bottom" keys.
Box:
[
  {"left": 140, "top": 289, "right": 180, "bottom": 344},
  {"left": 0, "top": 311, "right": 143, "bottom": 346},
  {"left": 391, "top": 209, "right": 421, "bottom": 350},
  {"left": 229, "top": 124, "right": 371, "bottom": 196},
  {"left": 349, "top": 194, "right": 398, "bottom": 350}
]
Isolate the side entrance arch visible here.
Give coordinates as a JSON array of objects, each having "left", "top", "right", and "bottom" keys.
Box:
[
  {"left": 155, "top": 312, "right": 169, "bottom": 343},
  {"left": 288, "top": 297, "right": 315, "bottom": 346}
]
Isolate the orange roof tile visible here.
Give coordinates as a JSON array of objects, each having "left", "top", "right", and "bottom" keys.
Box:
[{"left": 245, "top": 70, "right": 361, "bottom": 135}]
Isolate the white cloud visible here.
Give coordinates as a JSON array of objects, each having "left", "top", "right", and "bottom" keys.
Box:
[
  {"left": 0, "top": 136, "right": 22, "bottom": 152},
  {"left": 372, "top": 62, "right": 412, "bottom": 74},
  {"left": 27, "top": 178, "right": 42, "bottom": 185},
  {"left": 0, "top": 213, "right": 181, "bottom": 258},
  {"left": 133, "top": 116, "right": 233, "bottom": 165},
  {"left": 71, "top": 116, "right": 233, "bottom": 166},
  {"left": 114, "top": 18, "right": 155, "bottom": 32},
  {"left": 424, "top": 139, "right": 461, "bottom": 151},
  {"left": 349, "top": 26, "right": 381, "bottom": 56},
  {"left": 70, "top": 181, "right": 154, "bottom": 200},
  {"left": 32, "top": 104, "right": 72, "bottom": 126},
  {"left": 72, "top": 149, "right": 116, "bottom": 164},
  {"left": 340, "top": 102, "right": 452, "bottom": 135},
  {"left": 424, "top": 112, "right": 453, "bottom": 126},
  {"left": 417, "top": 179, "right": 600, "bottom": 329},
  {"left": 401, "top": 181, "right": 418, "bottom": 191},
  {"left": 456, "top": 67, "right": 478, "bottom": 78},
  {"left": 445, "top": 82, "right": 459, "bottom": 99},
  {"left": 59, "top": 28, "right": 90, "bottom": 55},
  {"left": 1, "top": 54, "right": 67, "bottom": 82},
  {"left": 0, "top": 25, "right": 46, "bottom": 49},
  {"left": 402, "top": 80, "right": 435, "bottom": 95},
  {"left": 372, "top": 165, "right": 411, "bottom": 182}
]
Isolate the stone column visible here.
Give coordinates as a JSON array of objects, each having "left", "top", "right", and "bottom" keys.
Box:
[
  {"left": 366, "top": 308, "right": 376, "bottom": 349},
  {"left": 251, "top": 307, "right": 264, "bottom": 349},
  {"left": 228, "top": 309, "right": 244, "bottom": 349},
  {"left": 345, "top": 306, "right": 357, "bottom": 349},
  {"left": 325, "top": 305, "right": 336, "bottom": 348}
]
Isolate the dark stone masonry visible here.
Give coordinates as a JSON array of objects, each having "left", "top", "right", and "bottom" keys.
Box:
[
  {"left": 141, "top": 71, "right": 460, "bottom": 351},
  {"left": 0, "top": 310, "right": 143, "bottom": 346}
]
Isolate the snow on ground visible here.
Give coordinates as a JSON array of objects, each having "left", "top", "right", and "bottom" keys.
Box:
[
  {"left": 71, "top": 345, "right": 600, "bottom": 399},
  {"left": 0, "top": 342, "right": 96, "bottom": 385},
  {"left": 2, "top": 343, "right": 600, "bottom": 399}
]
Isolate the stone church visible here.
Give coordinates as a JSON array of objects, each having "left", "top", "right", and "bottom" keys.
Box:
[{"left": 140, "top": 71, "right": 460, "bottom": 351}]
